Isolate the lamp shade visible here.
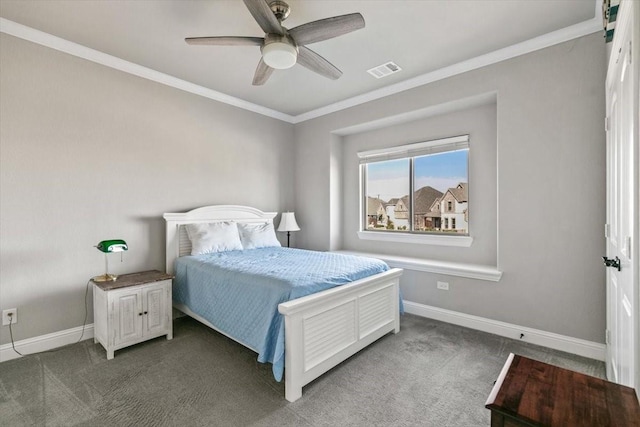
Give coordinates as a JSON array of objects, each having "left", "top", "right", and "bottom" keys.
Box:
[
  {"left": 96, "top": 239, "right": 128, "bottom": 253},
  {"left": 94, "top": 239, "right": 128, "bottom": 282},
  {"left": 262, "top": 42, "right": 297, "bottom": 69},
  {"left": 277, "top": 212, "right": 300, "bottom": 232}
]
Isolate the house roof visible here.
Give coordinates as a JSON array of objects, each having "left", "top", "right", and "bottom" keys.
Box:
[
  {"left": 401, "top": 186, "right": 443, "bottom": 215},
  {"left": 367, "top": 197, "right": 386, "bottom": 214},
  {"left": 414, "top": 186, "right": 444, "bottom": 214},
  {"left": 448, "top": 183, "right": 468, "bottom": 203}
]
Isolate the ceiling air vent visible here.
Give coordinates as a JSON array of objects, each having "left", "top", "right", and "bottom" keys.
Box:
[{"left": 367, "top": 61, "right": 402, "bottom": 79}]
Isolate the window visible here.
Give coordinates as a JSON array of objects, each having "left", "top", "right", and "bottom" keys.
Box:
[{"left": 359, "top": 135, "right": 469, "bottom": 235}]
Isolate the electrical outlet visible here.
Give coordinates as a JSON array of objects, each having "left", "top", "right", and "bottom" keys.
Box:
[
  {"left": 2, "top": 308, "right": 17, "bottom": 326},
  {"left": 437, "top": 281, "right": 449, "bottom": 291}
]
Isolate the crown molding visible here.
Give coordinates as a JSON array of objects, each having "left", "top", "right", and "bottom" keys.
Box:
[
  {"left": 292, "top": 15, "right": 603, "bottom": 123},
  {"left": 0, "top": 18, "right": 296, "bottom": 124},
  {"left": 332, "top": 91, "right": 497, "bottom": 136},
  {"left": 1, "top": 7, "right": 602, "bottom": 125}
]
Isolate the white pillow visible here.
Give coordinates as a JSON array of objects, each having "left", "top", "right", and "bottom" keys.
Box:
[
  {"left": 238, "top": 222, "right": 281, "bottom": 250},
  {"left": 185, "top": 222, "right": 243, "bottom": 255}
]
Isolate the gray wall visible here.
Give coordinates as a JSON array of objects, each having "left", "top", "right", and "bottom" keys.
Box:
[
  {"left": 0, "top": 34, "right": 294, "bottom": 345},
  {"left": 0, "top": 31, "right": 607, "bottom": 347},
  {"left": 295, "top": 33, "right": 607, "bottom": 343}
]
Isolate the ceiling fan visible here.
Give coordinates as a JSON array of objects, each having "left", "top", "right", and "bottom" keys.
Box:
[{"left": 185, "top": 0, "right": 365, "bottom": 85}]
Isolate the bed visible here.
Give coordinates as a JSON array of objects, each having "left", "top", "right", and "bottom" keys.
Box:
[{"left": 164, "top": 205, "right": 403, "bottom": 402}]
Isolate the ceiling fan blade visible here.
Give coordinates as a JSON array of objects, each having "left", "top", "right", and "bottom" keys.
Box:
[
  {"left": 253, "top": 58, "right": 274, "bottom": 85},
  {"left": 243, "top": 0, "right": 284, "bottom": 35},
  {"left": 289, "top": 13, "right": 365, "bottom": 45},
  {"left": 297, "top": 46, "right": 342, "bottom": 80},
  {"left": 185, "top": 36, "right": 263, "bottom": 46}
]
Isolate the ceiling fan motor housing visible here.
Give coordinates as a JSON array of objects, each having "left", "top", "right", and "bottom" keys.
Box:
[{"left": 269, "top": 1, "right": 291, "bottom": 22}]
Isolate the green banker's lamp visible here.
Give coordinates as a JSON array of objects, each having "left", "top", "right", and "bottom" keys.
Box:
[{"left": 93, "top": 239, "right": 128, "bottom": 282}]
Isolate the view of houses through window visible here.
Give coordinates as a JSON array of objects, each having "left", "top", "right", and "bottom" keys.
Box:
[{"left": 364, "top": 145, "right": 469, "bottom": 234}]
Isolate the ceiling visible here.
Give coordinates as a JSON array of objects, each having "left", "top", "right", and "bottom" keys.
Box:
[{"left": 0, "top": 1, "right": 600, "bottom": 121}]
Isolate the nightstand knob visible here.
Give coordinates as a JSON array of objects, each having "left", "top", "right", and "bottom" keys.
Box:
[
  {"left": 138, "top": 312, "right": 143, "bottom": 316},
  {"left": 143, "top": 311, "right": 148, "bottom": 315}
]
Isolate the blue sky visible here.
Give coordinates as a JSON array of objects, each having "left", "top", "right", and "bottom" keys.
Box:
[{"left": 367, "top": 149, "right": 468, "bottom": 200}]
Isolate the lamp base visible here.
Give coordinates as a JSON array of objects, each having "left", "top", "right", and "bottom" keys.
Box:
[{"left": 92, "top": 273, "right": 118, "bottom": 282}]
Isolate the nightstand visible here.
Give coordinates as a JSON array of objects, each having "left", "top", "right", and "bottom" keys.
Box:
[{"left": 92, "top": 270, "right": 173, "bottom": 359}]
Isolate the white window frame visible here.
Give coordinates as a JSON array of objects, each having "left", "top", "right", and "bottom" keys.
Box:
[{"left": 357, "top": 135, "right": 473, "bottom": 247}]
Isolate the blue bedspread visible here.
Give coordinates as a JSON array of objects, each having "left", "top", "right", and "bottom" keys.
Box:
[{"left": 173, "top": 247, "right": 390, "bottom": 381}]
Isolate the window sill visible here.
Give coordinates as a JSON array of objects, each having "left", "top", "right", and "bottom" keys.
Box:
[
  {"left": 357, "top": 231, "right": 473, "bottom": 247},
  {"left": 336, "top": 250, "right": 502, "bottom": 282}
]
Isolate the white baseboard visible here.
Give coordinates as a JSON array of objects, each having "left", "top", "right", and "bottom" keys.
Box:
[
  {"left": 1, "top": 303, "right": 606, "bottom": 363},
  {"left": 0, "top": 324, "right": 94, "bottom": 362},
  {"left": 404, "top": 301, "right": 606, "bottom": 361}
]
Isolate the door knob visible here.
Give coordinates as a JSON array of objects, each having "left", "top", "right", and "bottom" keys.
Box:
[{"left": 602, "top": 256, "right": 621, "bottom": 271}]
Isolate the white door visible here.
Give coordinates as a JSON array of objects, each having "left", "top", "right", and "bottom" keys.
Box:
[
  {"left": 605, "top": 0, "right": 637, "bottom": 389},
  {"left": 143, "top": 284, "right": 168, "bottom": 336},
  {"left": 113, "top": 291, "right": 143, "bottom": 346}
]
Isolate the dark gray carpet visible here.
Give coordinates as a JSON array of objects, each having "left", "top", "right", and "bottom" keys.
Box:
[{"left": 0, "top": 314, "right": 604, "bottom": 426}]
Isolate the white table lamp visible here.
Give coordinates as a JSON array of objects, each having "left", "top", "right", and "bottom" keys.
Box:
[{"left": 277, "top": 212, "right": 300, "bottom": 247}]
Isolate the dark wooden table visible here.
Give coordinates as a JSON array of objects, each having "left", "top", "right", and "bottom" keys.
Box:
[{"left": 485, "top": 353, "right": 640, "bottom": 426}]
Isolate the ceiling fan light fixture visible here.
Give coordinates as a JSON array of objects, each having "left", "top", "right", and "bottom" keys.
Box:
[
  {"left": 186, "top": 1, "right": 365, "bottom": 84},
  {"left": 262, "top": 41, "right": 297, "bottom": 69}
]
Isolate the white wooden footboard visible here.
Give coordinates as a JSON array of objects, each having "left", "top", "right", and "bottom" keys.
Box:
[{"left": 278, "top": 268, "right": 403, "bottom": 402}]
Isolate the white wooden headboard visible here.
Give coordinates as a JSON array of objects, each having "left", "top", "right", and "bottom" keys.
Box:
[{"left": 163, "top": 205, "right": 277, "bottom": 274}]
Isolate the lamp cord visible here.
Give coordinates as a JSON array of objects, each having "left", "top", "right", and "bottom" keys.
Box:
[
  {"left": 77, "top": 279, "right": 91, "bottom": 342},
  {"left": 8, "top": 279, "right": 91, "bottom": 357},
  {"left": 8, "top": 315, "right": 23, "bottom": 356}
]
